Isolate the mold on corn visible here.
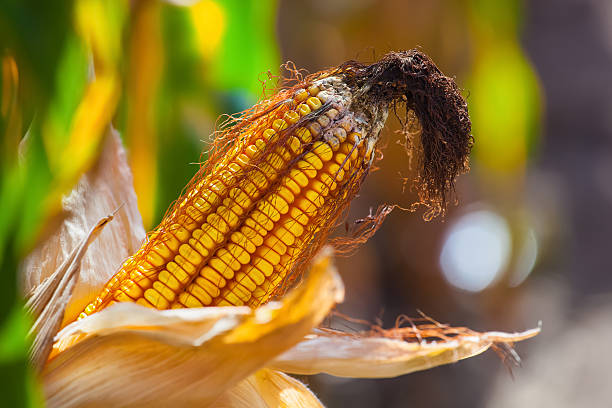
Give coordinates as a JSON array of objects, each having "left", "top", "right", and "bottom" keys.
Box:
[{"left": 78, "top": 50, "right": 472, "bottom": 319}]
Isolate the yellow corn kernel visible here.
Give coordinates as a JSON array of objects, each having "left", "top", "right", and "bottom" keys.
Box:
[
  {"left": 195, "top": 276, "right": 221, "bottom": 298},
  {"left": 226, "top": 243, "right": 251, "bottom": 265},
  {"left": 179, "top": 243, "right": 204, "bottom": 266},
  {"left": 289, "top": 206, "right": 309, "bottom": 226},
  {"left": 252, "top": 257, "right": 274, "bottom": 277},
  {"left": 294, "top": 88, "right": 308, "bottom": 102},
  {"left": 166, "top": 261, "right": 190, "bottom": 285},
  {"left": 273, "top": 225, "right": 296, "bottom": 246},
  {"left": 302, "top": 152, "right": 324, "bottom": 171},
  {"left": 243, "top": 265, "right": 265, "bottom": 285},
  {"left": 296, "top": 160, "right": 317, "bottom": 178},
  {"left": 153, "top": 281, "right": 176, "bottom": 303},
  {"left": 144, "top": 288, "right": 170, "bottom": 309},
  {"left": 178, "top": 292, "right": 204, "bottom": 308},
  {"left": 234, "top": 272, "right": 257, "bottom": 292},
  {"left": 208, "top": 257, "right": 235, "bottom": 279},
  {"left": 306, "top": 96, "right": 322, "bottom": 111},
  {"left": 188, "top": 282, "right": 213, "bottom": 305},
  {"left": 276, "top": 186, "right": 295, "bottom": 204},
  {"left": 296, "top": 127, "right": 312, "bottom": 143},
  {"left": 267, "top": 194, "right": 289, "bottom": 215},
  {"left": 256, "top": 245, "right": 281, "bottom": 265},
  {"left": 312, "top": 141, "right": 333, "bottom": 162},
  {"left": 297, "top": 103, "right": 311, "bottom": 116},
  {"left": 217, "top": 248, "right": 242, "bottom": 271},
  {"left": 230, "top": 231, "right": 257, "bottom": 254},
  {"left": 284, "top": 110, "right": 300, "bottom": 124},
  {"left": 200, "top": 266, "right": 227, "bottom": 287},
  {"left": 158, "top": 270, "right": 181, "bottom": 292},
  {"left": 273, "top": 118, "right": 287, "bottom": 131},
  {"left": 307, "top": 85, "right": 320, "bottom": 96}
]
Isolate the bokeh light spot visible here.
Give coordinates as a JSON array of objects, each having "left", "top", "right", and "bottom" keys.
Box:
[{"left": 440, "top": 210, "right": 512, "bottom": 292}]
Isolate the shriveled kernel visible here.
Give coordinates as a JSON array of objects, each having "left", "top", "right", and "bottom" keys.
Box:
[
  {"left": 317, "top": 115, "right": 330, "bottom": 128},
  {"left": 306, "top": 96, "right": 322, "bottom": 111},
  {"left": 284, "top": 110, "right": 300, "bottom": 124},
  {"left": 297, "top": 103, "right": 311, "bottom": 116},
  {"left": 348, "top": 132, "right": 361, "bottom": 144},
  {"left": 325, "top": 135, "right": 340, "bottom": 151},
  {"left": 326, "top": 108, "right": 339, "bottom": 119},
  {"left": 144, "top": 288, "right": 170, "bottom": 309},
  {"left": 333, "top": 127, "right": 347, "bottom": 142},
  {"left": 307, "top": 122, "right": 322, "bottom": 136},
  {"left": 273, "top": 119, "right": 287, "bottom": 131}
]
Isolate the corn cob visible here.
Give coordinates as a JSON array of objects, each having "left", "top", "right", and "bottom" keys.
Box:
[{"left": 78, "top": 50, "right": 472, "bottom": 319}]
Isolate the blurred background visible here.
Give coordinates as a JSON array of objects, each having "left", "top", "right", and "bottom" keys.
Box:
[{"left": 1, "top": 0, "right": 611, "bottom": 406}]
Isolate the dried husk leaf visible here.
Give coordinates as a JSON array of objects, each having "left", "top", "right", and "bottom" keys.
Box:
[
  {"left": 43, "top": 248, "right": 343, "bottom": 408},
  {"left": 269, "top": 328, "right": 540, "bottom": 378},
  {"left": 215, "top": 369, "right": 323, "bottom": 408},
  {"left": 21, "top": 127, "right": 146, "bottom": 327}
]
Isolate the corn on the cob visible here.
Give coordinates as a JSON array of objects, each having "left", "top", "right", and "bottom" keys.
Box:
[{"left": 78, "top": 50, "right": 472, "bottom": 319}]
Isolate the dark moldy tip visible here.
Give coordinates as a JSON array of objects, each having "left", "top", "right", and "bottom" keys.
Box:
[{"left": 339, "top": 49, "right": 473, "bottom": 219}]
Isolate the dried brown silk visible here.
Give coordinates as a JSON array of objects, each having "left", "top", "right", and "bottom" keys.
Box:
[{"left": 79, "top": 50, "right": 472, "bottom": 317}]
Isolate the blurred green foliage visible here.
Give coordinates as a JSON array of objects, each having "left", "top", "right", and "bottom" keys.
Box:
[{"left": 0, "top": 0, "right": 278, "bottom": 405}]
